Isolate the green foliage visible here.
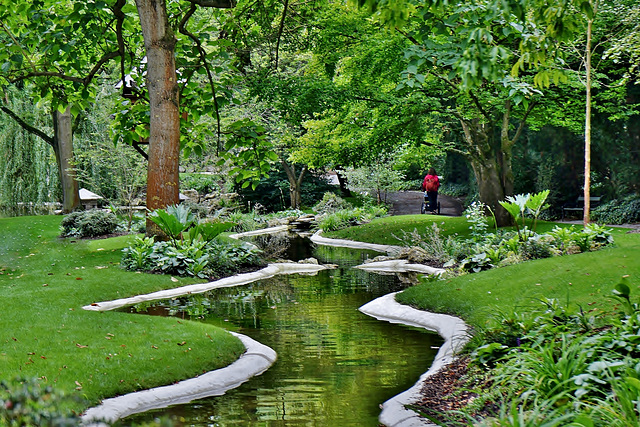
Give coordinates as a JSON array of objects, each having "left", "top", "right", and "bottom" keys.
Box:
[
  {"left": 180, "top": 173, "right": 221, "bottom": 195},
  {"left": 499, "top": 191, "right": 551, "bottom": 239},
  {"left": 317, "top": 205, "right": 388, "bottom": 232},
  {"left": 341, "top": 160, "right": 409, "bottom": 204},
  {"left": 221, "top": 119, "right": 277, "bottom": 190},
  {"left": 124, "top": 205, "right": 248, "bottom": 278},
  {"left": 236, "top": 168, "right": 334, "bottom": 213},
  {"left": 464, "top": 201, "right": 491, "bottom": 242},
  {"left": 0, "top": 88, "right": 59, "bottom": 214},
  {"left": 592, "top": 195, "right": 640, "bottom": 225},
  {"left": 460, "top": 282, "right": 640, "bottom": 425},
  {"left": 148, "top": 205, "right": 195, "bottom": 245},
  {"left": 60, "top": 210, "right": 118, "bottom": 238},
  {"left": 312, "top": 192, "right": 353, "bottom": 214},
  {"left": 122, "top": 237, "right": 262, "bottom": 279},
  {"left": 0, "top": 378, "right": 83, "bottom": 426},
  {"left": 460, "top": 252, "right": 494, "bottom": 273}
]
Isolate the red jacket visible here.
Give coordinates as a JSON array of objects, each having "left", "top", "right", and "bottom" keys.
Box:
[{"left": 422, "top": 174, "right": 440, "bottom": 192}]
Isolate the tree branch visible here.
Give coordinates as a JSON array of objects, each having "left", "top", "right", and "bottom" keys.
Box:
[
  {"left": 186, "top": 0, "right": 236, "bottom": 8},
  {"left": 0, "top": 106, "right": 54, "bottom": 146},
  {"left": 467, "top": 89, "right": 492, "bottom": 122},
  {"left": 178, "top": 3, "right": 223, "bottom": 153},
  {"left": 84, "top": 51, "right": 121, "bottom": 87},
  {"left": 10, "top": 72, "right": 83, "bottom": 84},
  {"left": 274, "top": 0, "right": 289, "bottom": 70},
  {"left": 509, "top": 100, "right": 538, "bottom": 146}
]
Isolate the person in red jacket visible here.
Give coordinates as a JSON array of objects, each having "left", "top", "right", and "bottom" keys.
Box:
[{"left": 421, "top": 168, "right": 440, "bottom": 213}]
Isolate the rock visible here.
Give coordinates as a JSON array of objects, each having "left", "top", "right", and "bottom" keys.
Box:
[{"left": 182, "top": 189, "right": 199, "bottom": 200}]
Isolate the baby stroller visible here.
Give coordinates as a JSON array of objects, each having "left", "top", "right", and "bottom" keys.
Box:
[{"left": 421, "top": 192, "right": 440, "bottom": 215}]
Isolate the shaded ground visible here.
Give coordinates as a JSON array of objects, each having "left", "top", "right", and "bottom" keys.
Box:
[{"left": 386, "top": 191, "right": 463, "bottom": 216}]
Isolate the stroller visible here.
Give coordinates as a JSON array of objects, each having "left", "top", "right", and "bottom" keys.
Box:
[{"left": 421, "top": 192, "right": 441, "bottom": 215}]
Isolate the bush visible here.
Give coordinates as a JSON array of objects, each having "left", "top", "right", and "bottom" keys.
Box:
[
  {"left": 592, "top": 194, "right": 640, "bottom": 224},
  {"left": 122, "top": 236, "right": 263, "bottom": 279},
  {"left": 0, "top": 377, "right": 83, "bottom": 426},
  {"left": 60, "top": 209, "right": 118, "bottom": 238},
  {"left": 180, "top": 173, "right": 221, "bottom": 194},
  {"left": 316, "top": 205, "right": 388, "bottom": 232},
  {"left": 236, "top": 168, "right": 334, "bottom": 212},
  {"left": 313, "top": 192, "right": 352, "bottom": 214}
]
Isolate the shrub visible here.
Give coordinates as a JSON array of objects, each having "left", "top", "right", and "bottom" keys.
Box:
[
  {"left": 316, "top": 205, "right": 388, "bottom": 232},
  {"left": 60, "top": 209, "right": 118, "bottom": 238},
  {"left": 0, "top": 377, "right": 83, "bottom": 426},
  {"left": 313, "top": 192, "right": 352, "bottom": 214},
  {"left": 518, "top": 236, "right": 554, "bottom": 260},
  {"left": 180, "top": 173, "right": 220, "bottom": 194},
  {"left": 122, "top": 237, "right": 262, "bottom": 279},
  {"left": 592, "top": 194, "right": 640, "bottom": 225}
]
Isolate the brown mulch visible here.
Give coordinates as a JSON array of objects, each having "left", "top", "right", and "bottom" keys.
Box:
[{"left": 409, "top": 356, "right": 499, "bottom": 425}]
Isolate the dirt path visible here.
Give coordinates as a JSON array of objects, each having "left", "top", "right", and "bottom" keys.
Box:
[{"left": 385, "top": 191, "right": 463, "bottom": 217}]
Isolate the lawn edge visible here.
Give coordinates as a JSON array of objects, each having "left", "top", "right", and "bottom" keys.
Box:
[
  {"left": 81, "top": 332, "right": 276, "bottom": 424},
  {"left": 359, "top": 293, "right": 470, "bottom": 427}
]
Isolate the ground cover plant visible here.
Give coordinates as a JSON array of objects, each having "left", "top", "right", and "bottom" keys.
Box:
[
  {"left": 324, "top": 200, "right": 640, "bottom": 424},
  {"left": 0, "top": 215, "right": 245, "bottom": 417},
  {"left": 121, "top": 205, "right": 264, "bottom": 279}
]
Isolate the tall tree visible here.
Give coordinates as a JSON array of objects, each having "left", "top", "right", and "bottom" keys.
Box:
[{"left": 0, "top": 0, "right": 131, "bottom": 212}]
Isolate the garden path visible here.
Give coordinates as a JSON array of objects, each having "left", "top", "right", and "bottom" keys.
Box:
[{"left": 386, "top": 191, "right": 463, "bottom": 216}]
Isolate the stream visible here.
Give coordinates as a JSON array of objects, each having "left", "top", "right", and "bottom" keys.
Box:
[{"left": 124, "top": 237, "right": 442, "bottom": 426}]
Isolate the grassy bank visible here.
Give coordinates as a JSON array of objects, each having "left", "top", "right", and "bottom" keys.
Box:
[
  {"left": 325, "top": 215, "right": 640, "bottom": 327},
  {"left": 0, "top": 215, "right": 245, "bottom": 411}
]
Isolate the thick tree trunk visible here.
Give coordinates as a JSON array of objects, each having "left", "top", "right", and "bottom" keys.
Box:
[
  {"left": 135, "top": 0, "right": 181, "bottom": 236},
  {"left": 282, "top": 160, "right": 307, "bottom": 209},
  {"left": 52, "top": 106, "right": 80, "bottom": 213},
  {"left": 470, "top": 158, "right": 511, "bottom": 226}
]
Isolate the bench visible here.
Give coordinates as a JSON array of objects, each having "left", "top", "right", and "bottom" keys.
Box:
[{"left": 562, "top": 196, "right": 601, "bottom": 220}]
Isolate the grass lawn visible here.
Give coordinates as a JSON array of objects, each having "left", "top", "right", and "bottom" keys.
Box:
[
  {"left": 325, "top": 214, "right": 476, "bottom": 245},
  {"left": 326, "top": 214, "right": 640, "bottom": 327},
  {"left": 0, "top": 215, "right": 245, "bottom": 411}
]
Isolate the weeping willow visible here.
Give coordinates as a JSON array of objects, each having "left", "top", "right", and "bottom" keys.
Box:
[{"left": 0, "top": 92, "right": 59, "bottom": 216}]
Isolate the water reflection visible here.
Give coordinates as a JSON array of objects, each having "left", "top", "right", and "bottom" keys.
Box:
[{"left": 127, "top": 243, "right": 442, "bottom": 426}]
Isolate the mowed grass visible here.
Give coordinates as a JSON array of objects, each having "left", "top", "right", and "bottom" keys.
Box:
[
  {"left": 324, "top": 214, "right": 476, "bottom": 245},
  {"left": 326, "top": 214, "right": 640, "bottom": 327},
  {"left": 0, "top": 215, "right": 245, "bottom": 410}
]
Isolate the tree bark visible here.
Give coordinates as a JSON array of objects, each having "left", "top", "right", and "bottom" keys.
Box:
[
  {"left": 52, "top": 106, "right": 80, "bottom": 213},
  {"left": 282, "top": 160, "right": 307, "bottom": 209},
  {"left": 457, "top": 97, "right": 536, "bottom": 227},
  {"left": 583, "top": 17, "right": 593, "bottom": 225},
  {"left": 135, "top": 0, "right": 181, "bottom": 236},
  {"left": 335, "top": 167, "right": 352, "bottom": 197}
]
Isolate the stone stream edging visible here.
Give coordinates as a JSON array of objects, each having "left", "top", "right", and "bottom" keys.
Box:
[
  {"left": 82, "top": 333, "right": 276, "bottom": 425},
  {"left": 81, "top": 262, "right": 331, "bottom": 424},
  {"left": 82, "top": 227, "right": 468, "bottom": 426},
  {"left": 313, "top": 231, "right": 470, "bottom": 427}
]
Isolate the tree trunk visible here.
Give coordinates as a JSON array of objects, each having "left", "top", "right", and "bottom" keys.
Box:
[
  {"left": 52, "top": 106, "right": 80, "bottom": 213},
  {"left": 282, "top": 160, "right": 307, "bottom": 209},
  {"left": 583, "top": 17, "right": 593, "bottom": 225},
  {"left": 470, "top": 157, "right": 511, "bottom": 226},
  {"left": 135, "top": 0, "right": 181, "bottom": 236},
  {"left": 458, "top": 97, "right": 535, "bottom": 227},
  {"left": 335, "top": 167, "right": 352, "bottom": 197}
]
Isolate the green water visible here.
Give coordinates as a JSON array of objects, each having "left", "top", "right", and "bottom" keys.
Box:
[{"left": 127, "top": 244, "right": 442, "bottom": 426}]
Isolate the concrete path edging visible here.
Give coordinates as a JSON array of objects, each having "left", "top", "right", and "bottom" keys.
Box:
[
  {"left": 310, "top": 230, "right": 401, "bottom": 254},
  {"left": 228, "top": 225, "right": 291, "bottom": 239},
  {"left": 81, "top": 332, "right": 276, "bottom": 425},
  {"left": 81, "top": 262, "right": 332, "bottom": 424},
  {"left": 355, "top": 260, "right": 445, "bottom": 276},
  {"left": 83, "top": 262, "right": 330, "bottom": 312},
  {"left": 359, "top": 292, "right": 470, "bottom": 427}
]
